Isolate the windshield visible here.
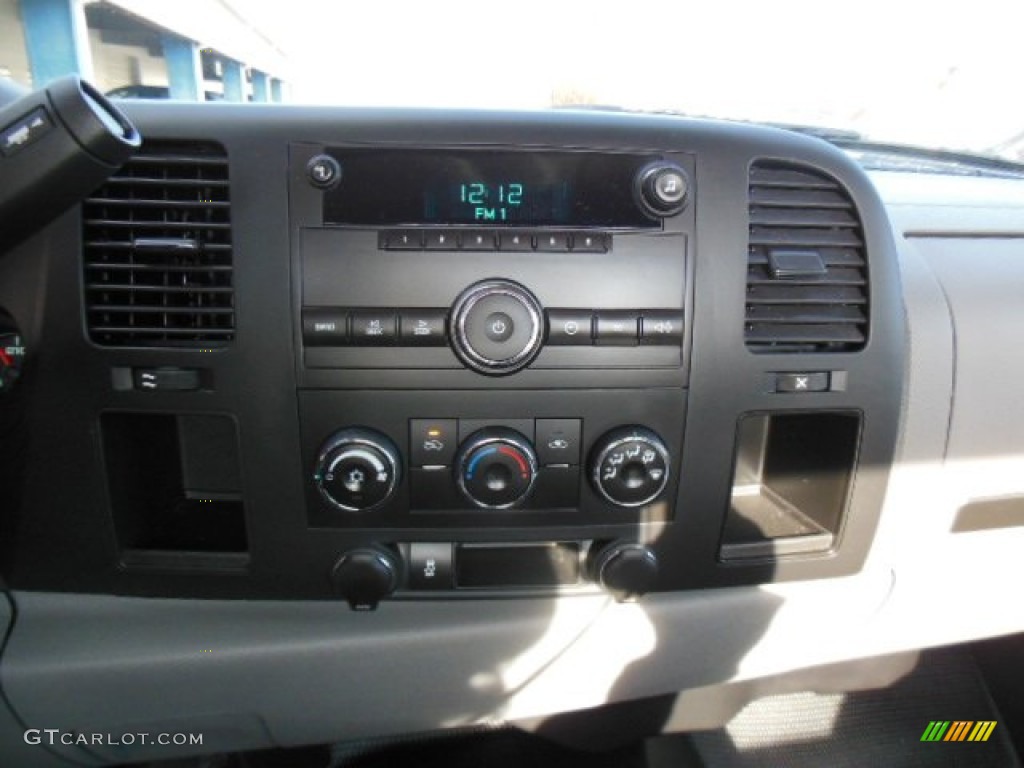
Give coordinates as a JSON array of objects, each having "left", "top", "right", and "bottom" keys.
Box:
[{"left": 3, "top": 0, "right": 1023, "bottom": 162}]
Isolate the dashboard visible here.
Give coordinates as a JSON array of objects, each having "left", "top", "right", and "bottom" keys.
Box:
[{"left": 0, "top": 100, "right": 1022, "bottom": 765}]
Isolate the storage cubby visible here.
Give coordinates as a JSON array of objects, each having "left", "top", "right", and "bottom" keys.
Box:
[
  {"left": 721, "top": 411, "right": 861, "bottom": 560},
  {"left": 101, "top": 412, "right": 248, "bottom": 564}
]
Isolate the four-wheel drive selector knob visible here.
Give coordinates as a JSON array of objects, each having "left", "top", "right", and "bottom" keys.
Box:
[
  {"left": 455, "top": 427, "right": 539, "bottom": 509},
  {"left": 314, "top": 428, "right": 401, "bottom": 512},
  {"left": 331, "top": 545, "right": 402, "bottom": 610},
  {"left": 590, "top": 426, "right": 671, "bottom": 508},
  {"left": 589, "top": 541, "right": 660, "bottom": 599}
]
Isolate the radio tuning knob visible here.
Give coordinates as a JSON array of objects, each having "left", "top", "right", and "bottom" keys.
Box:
[
  {"left": 314, "top": 428, "right": 401, "bottom": 512},
  {"left": 455, "top": 427, "right": 538, "bottom": 509},
  {"left": 636, "top": 162, "right": 690, "bottom": 217},
  {"left": 590, "top": 426, "right": 671, "bottom": 508}
]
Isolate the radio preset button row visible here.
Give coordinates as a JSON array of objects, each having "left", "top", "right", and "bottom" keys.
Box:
[{"left": 379, "top": 229, "right": 609, "bottom": 253}]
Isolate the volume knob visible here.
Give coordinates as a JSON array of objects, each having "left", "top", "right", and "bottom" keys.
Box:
[{"left": 450, "top": 279, "right": 544, "bottom": 375}]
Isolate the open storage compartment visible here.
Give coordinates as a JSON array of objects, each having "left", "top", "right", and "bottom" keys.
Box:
[
  {"left": 721, "top": 411, "right": 861, "bottom": 560},
  {"left": 101, "top": 412, "right": 248, "bottom": 568}
]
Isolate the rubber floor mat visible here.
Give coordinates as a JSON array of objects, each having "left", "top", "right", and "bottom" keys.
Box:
[{"left": 686, "top": 646, "right": 1020, "bottom": 767}]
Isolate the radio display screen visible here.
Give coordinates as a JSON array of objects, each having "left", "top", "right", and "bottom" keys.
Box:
[{"left": 322, "top": 149, "right": 659, "bottom": 228}]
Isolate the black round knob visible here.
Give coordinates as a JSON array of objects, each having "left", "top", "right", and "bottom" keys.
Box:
[
  {"left": 455, "top": 427, "right": 538, "bottom": 509},
  {"left": 450, "top": 279, "right": 544, "bottom": 375},
  {"left": 307, "top": 154, "right": 341, "bottom": 189},
  {"left": 591, "top": 542, "right": 659, "bottom": 598},
  {"left": 591, "top": 427, "right": 671, "bottom": 508},
  {"left": 331, "top": 546, "right": 401, "bottom": 610},
  {"left": 636, "top": 162, "right": 689, "bottom": 217},
  {"left": 314, "top": 428, "right": 401, "bottom": 512}
]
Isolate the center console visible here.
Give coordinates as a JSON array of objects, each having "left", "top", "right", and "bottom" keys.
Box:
[{"left": 290, "top": 145, "right": 693, "bottom": 606}]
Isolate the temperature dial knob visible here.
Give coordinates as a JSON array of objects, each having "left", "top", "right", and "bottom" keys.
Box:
[
  {"left": 315, "top": 428, "right": 401, "bottom": 512},
  {"left": 455, "top": 427, "right": 538, "bottom": 509},
  {"left": 591, "top": 427, "right": 671, "bottom": 508}
]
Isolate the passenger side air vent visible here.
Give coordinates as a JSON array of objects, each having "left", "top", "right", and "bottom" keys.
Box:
[
  {"left": 746, "top": 161, "right": 868, "bottom": 353},
  {"left": 83, "top": 141, "right": 234, "bottom": 347}
]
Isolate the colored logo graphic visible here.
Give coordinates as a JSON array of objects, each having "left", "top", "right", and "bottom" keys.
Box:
[{"left": 920, "top": 721, "right": 997, "bottom": 742}]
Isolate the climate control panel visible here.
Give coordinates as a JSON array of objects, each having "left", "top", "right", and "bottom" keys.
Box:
[
  {"left": 290, "top": 144, "right": 693, "bottom": 604},
  {"left": 312, "top": 419, "right": 675, "bottom": 517},
  {"left": 300, "top": 388, "right": 686, "bottom": 531}
]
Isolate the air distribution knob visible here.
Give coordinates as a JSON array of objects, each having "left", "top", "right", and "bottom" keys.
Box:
[
  {"left": 590, "top": 426, "right": 671, "bottom": 508},
  {"left": 314, "top": 428, "right": 401, "bottom": 512},
  {"left": 635, "top": 162, "right": 690, "bottom": 217},
  {"left": 331, "top": 546, "right": 402, "bottom": 610},
  {"left": 590, "top": 541, "right": 659, "bottom": 599},
  {"left": 455, "top": 427, "right": 539, "bottom": 509}
]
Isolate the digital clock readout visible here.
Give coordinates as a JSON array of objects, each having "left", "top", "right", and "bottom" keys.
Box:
[
  {"left": 458, "top": 183, "right": 523, "bottom": 222},
  {"left": 429, "top": 177, "right": 571, "bottom": 224}
]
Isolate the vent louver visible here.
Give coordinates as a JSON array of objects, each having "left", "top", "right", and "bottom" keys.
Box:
[
  {"left": 746, "top": 161, "right": 868, "bottom": 353},
  {"left": 83, "top": 141, "right": 234, "bottom": 347}
]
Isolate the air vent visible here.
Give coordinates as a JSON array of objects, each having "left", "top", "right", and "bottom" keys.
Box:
[
  {"left": 746, "top": 161, "right": 868, "bottom": 353},
  {"left": 83, "top": 141, "right": 234, "bottom": 347}
]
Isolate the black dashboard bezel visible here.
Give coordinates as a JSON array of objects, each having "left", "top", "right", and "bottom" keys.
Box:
[{"left": 0, "top": 104, "right": 905, "bottom": 600}]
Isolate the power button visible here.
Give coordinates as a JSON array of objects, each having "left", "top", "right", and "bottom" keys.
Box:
[
  {"left": 484, "top": 312, "right": 514, "bottom": 342},
  {"left": 450, "top": 279, "right": 544, "bottom": 375}
]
